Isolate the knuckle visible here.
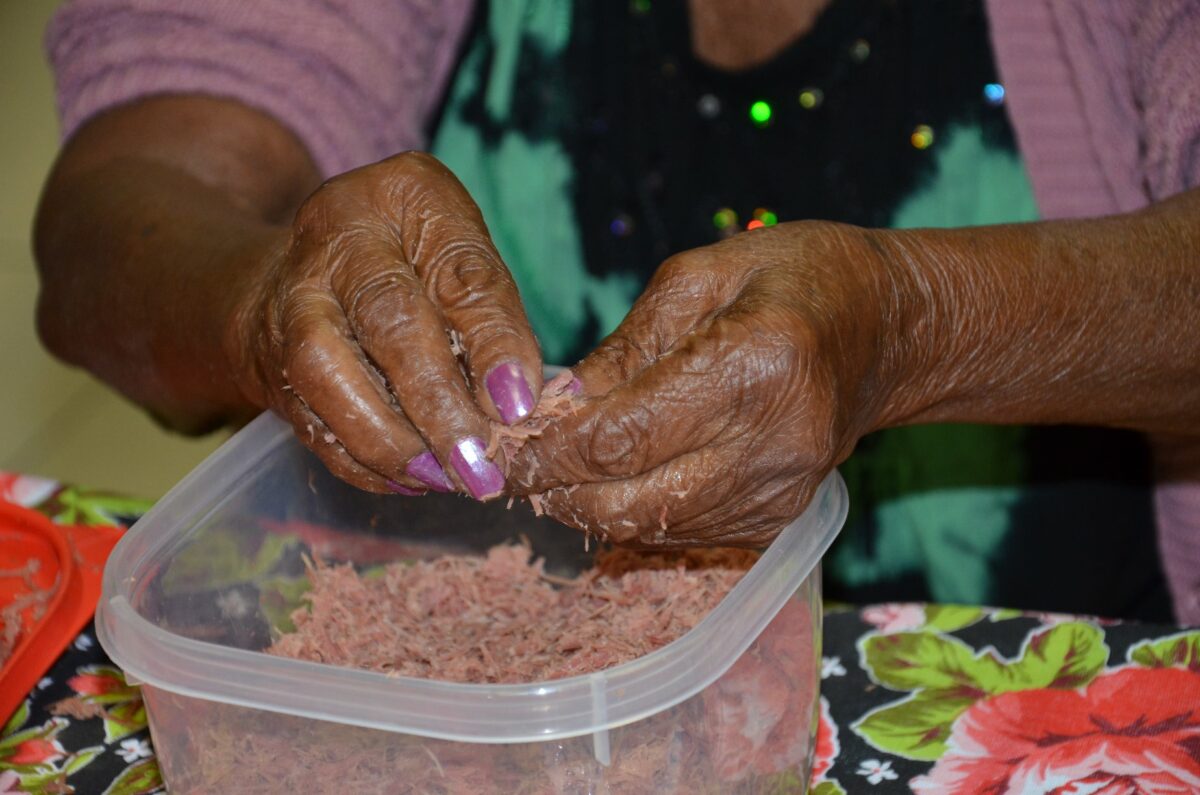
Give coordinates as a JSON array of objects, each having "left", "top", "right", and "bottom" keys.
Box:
[
  {"left": 426, "top": 240, "right": 506, "bottom": 305},
  {"left": 591, "top": 332, "right": 657, "bottom": 377},
  {"left": 654, "top": 252, "right": 700, "bottom": 282},
  {"left": 461, "top": 323, "right": 527, "bottom": 362},
  {"left": 377, "top": 152, "right": 450, "bottom": 205},
  {"left": 647, "top": 251, "right": 734, "bottom": 310},
  {"left": 293, "top": 179, "right": 352, "bottom": 235},
  {"left": 342, "top": 271, "right": 415, "bottom": 340},
  {"left": 584, "top": 408, "right": 653, "bottom": 477},
  {"left": 282, "top": 336, "right": 335, "bottom": 393},
  {"left": 292, "top": 197, "right": 329, "bottom": 237},
  {"left": 279, "top": 315, "right": 339, "bottom": 391},
  {"left": 387, "top": 150, "right": 441, "bottom": 174}
]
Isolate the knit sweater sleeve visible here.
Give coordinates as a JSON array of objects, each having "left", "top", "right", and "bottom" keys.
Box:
[
  {"left": 45, "top": 0, "right": 474, "bottom": 178},
  {"left": 1127, "top": 1, "right": 1200, "bottom": 625},
  {"left": 1131, "top": 0, "right": 1200, "bottom": 199}
]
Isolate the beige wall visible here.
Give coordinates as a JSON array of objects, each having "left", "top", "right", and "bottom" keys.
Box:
[{"left": 0, "top": 1, "right": 225, "bottom": 498}]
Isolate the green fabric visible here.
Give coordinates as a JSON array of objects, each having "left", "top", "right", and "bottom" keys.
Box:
[
  {"left": 890, "top": 124, "right": 1039, "bottom": 230},
  {"left": 830, "top": 127, "right": 1039, "bottom": 605},
  {"left": 431, "top": 0, "right": 638, "bottom": 365}
]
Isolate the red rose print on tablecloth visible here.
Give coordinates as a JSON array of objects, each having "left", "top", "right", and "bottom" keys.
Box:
[
  {"left": 911, "top": 666, "right": 1200, "bottom": 793},
  {"left": 69, "top": 669, "right": 124, "bottom": 697},
  {"left": 3, "top": 736, "right": 64, "bottom": 767},
  {"left": 811, "top": 696, "right": 839, "bottom": 784}
]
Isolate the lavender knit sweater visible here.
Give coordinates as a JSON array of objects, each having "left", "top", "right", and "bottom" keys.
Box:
[{"left": 46, "top": 1, "right": 1200, "bottom": 620}]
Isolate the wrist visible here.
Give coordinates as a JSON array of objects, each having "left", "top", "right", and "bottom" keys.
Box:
[
  {"left": 219, "top": 225, "right": 291, "bottom": 414},
  {"left": 852, "top": 226, "right": 958, "bottom": 433}
]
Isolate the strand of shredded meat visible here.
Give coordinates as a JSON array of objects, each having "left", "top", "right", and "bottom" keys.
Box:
[
  {"left": 0, "top": 561, "right": 55, "bottom": 668},
  {"left": 268, "top": 543, "right": 757, "bottom": 683},
  {"left": 487, "top": 369, "right": 580, "bottom": 476},
  {"left": 49, "top": 696, "right": 109, "bottom": 720}
]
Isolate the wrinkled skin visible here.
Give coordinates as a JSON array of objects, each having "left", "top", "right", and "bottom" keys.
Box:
[
  {"left": 509, "top": 222, "right": 903, "bottom": 547},
  {"left": 508, "top": 195, "right": 1200, "bottom": 547},
  {"left": 35, "top": 96, "right": 1200, "bottom": 548},
  {"left": 35, "top": 98, "right": 539, "bottom": 498},
  {"left": 227, "top": 153, "right": 542, "bottom": 493}
]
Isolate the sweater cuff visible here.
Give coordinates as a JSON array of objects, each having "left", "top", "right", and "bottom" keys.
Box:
[{"left": 45, "top": 1, "right": 438, "bottom": 178}]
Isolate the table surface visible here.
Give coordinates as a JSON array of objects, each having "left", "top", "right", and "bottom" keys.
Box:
[{"left": 4, "top": 471, "right": 1198, "bottom": 794}]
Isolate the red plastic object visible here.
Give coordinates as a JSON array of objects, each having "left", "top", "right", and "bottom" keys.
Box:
[{"left": 0, "top": 502, "right": 122, "bottom": 721}]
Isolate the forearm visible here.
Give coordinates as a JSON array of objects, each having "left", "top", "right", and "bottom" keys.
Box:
[
  {"left": 875, "top": 188, "right": 1200, "bottom": 437},
  {"left": 34, "top": 96, "right": 319, "bottom": 432}
]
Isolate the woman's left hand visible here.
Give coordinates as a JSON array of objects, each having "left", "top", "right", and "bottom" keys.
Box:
[{"left": 508, "top": 221, "right": 918, "bottom": 547}]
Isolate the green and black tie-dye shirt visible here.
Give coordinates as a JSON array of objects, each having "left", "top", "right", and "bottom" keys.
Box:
[{"left": 430, "top": 0, "right": 1167, "bottom": 620}]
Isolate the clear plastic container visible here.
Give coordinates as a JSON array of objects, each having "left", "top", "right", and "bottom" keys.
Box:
[{"left": 97, "top": 410, "right": 847, "bottom": 794}]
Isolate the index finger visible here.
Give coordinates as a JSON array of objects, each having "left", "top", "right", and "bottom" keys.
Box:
[
  {"left": 387, "top": 153, "right": 544, "bottom": 426},
  {"left": 332, "top": 241, "right": 506, "bottom": 500}
]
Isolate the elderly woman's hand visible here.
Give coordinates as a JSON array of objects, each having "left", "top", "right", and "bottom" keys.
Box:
[
  {"left": 510, "top": 187, "right": 1200, "bottom": 548},
  {"left": 228, "top": 152, "right": 542, "bottom": 498},
  {"left": 508, "top": 221, "right": 913, "bottom": 547},
  {"left": 37, "top": 98, "right": 542, "bottom": 498}
]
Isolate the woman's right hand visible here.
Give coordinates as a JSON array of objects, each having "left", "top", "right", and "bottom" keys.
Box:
[{"left": 225, "top": 152, "right": 543, "bottom": 498}]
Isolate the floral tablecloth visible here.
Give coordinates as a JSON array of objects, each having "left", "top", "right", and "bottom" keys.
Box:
[{"left": 4, "top": 471, "right": 1200, "bottom": 794}]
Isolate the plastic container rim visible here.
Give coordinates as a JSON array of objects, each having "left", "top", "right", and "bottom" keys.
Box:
[{"left": 97, "top": 411, "right": 847, "bottom": 743}]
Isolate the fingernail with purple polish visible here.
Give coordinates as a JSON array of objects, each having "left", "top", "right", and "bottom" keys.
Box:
[
  {"left": 406, "top": 451, "right": 455, "bottom": 492},
  {"left": 386, "top": 480, "right": 425, "bottom": 496},
  {"left": 566, "top": 377, "right": 582, "bottom": 395},
  {"left": 486, "top": 361, "right": 535, "bottom": 424},
  {"left": 450, "top": 437, "right": 506, "bottom": 500}
]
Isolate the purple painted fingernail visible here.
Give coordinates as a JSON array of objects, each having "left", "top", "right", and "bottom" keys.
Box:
[
  {"left": 450, "top": 436, "right": 506, "bottom": 500},
  {"left": 406, "top": 451, "right": 455, "bottom": 492},
  {"left": 566, "top": 377, "right": 582, "bottom": 395},
  {"left": 386, "top": 480, "right": 425, "bottom": 496},
  {"left": 485, "top": 361, "right": 535, "bottom": 424}
]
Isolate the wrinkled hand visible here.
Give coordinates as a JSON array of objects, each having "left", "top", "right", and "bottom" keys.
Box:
[
  {"left": 510, "top": 221, "right": 911, "bottom": 547},
  {"left": 226, "top": 152, "right": 541, "bottom": 498}
]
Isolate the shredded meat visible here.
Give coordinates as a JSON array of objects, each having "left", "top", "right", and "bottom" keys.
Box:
[
  {"left": 268, "top": 543, "right": 757, "bottom": 684},
  {"left": 0, "top": 561, "right": 56, "bottom": 668},
  {"left": 168, "top": 563, "right": 815, "bottom": 794},
  {"left": 447, "top": 329, "right": 466, "bottom": 358},
  {"left": 487, "top": 369, "right": 580, "bottom": 474},
  {"left": 49, "top": 696, "right": 108, "bottom": 720}
]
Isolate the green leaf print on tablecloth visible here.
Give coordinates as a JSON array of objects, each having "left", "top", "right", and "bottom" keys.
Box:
[
  {"left": 920, "top": 604, "right": 986, "bottom": 633},
  {"left": 855, "top": 622, "right": 1108, "bottom": 760},
  {"left": 997, "top": 621, "right": 1109, "bottom": 689},
  {"left": 1127, "top": 630, "right": 1200, "bottom": 671},
  {"left": 852, "top": 691, "right": 979, "bottom": 761},
  {"left": 48, "top": 488, "right": 153, "bottom": 527},
  {"left": 102, "top": 757, "right": 163, "bottom": 795}
]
